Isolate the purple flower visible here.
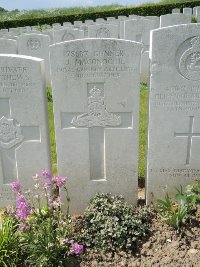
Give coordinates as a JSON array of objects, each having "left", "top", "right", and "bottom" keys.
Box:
[
  {"left": 52, "top": 176, "right": 67, "bottom": 188},
  {"left": 41, "top": 169, "right": 52, "bottom": 179},
  {"left": 16, "top": 194, "right": 30, "bottom": 220},
  {"left": 18, "top": 222, "right": 30, "bottom": 232},
  {"left": 72, "top": 242, "right": 84, "bottom": 255},
  {"left": 11, "top": 180, "right": 21, "bottom": 192}
]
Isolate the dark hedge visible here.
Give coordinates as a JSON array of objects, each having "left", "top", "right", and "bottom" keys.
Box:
[{"left": 0, "top": 1, "right": 198, "bottom": 29}]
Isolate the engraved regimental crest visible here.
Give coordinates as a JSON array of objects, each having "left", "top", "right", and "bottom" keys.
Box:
[
  {"left": 0, "top": 116, "right": 24, "bottom": 149},
  {"left": 96, "top": 28, "right": 111, "bottom": 38},
  {"left": 27, "top": 37, "right": 41, "bottom": 50},
  {"left": 179, "top": 36, "right": 200, "bottom": 80},
  {"left": 62, "top": 33, "right": 75, "bottom": 41},
  {"left": 71, "top": 86, "right": 121, "bottom": 127}
]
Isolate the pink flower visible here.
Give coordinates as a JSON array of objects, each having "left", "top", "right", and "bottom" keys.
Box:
[
  {"left": 52, "top": 176, "right": 67, "bottom": 188},
  {"left": 11, "top": 180, "right": 21, "bottom": 192},
  {"left": 41, "top": 169, "right": 52, "bottom": 179},
  {"left": 72, "top": 242, "right": 84, "bottom": 255}
]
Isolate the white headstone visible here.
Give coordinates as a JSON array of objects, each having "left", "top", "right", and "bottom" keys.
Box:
[
  {"left": 63, "top": 22, "right": 73, "bottom": 27},
  {"left": 0, "top": 54, "right": 51, "bottom": 208},
  {"left": 80, "top": 25, "right": 89, "bottom": 38},
  {"left": 53, "top": 28, "right": 84, "bottom": 43},
  {"left": 193, "top": 6, "right": 200, "bottom": 16},
  {"left": 84, "top": 20, "right": 94, "bottom": 25},
  {"left": 95, "top": 18, "right": 105, "bottom": 23},
  {"left": 172, "top": 8, "right": 180, "bottom": 14},
  {"left": 183, "top": 8, "right": 192, "bottom": 17},
  {"left": 0, "top": 38, "right": 17, "bottom": 54},
  {"left": 124, "top": 18, "right": 158, "bottom": 51},
  {"left": 88, "top": 24, "right": 118, "bottom": 38},
  {"left": 17, "top": 33, "right": 51, "bottom": 85},
  {"left": 147, "top": 24, "right": 200, "bottom": 202},
  {"left": 50, "top": 39, "right": 142, "bottom": 213},
  {"left": 74, "top": 21, "right": 83, "bottom": 28},
  {"left": 52, "top": 23, "right": 62, "bottom": 29},
  {"left": 160, "top": 14, "right": 191, "bottom": 28},
  {"left": 195, "top": 7, "right": 200, "bottom": 22}
]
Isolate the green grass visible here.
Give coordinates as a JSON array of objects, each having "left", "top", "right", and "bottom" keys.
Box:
[
  {"left": 48, "top": 84, "right": 148, "bottom": 179},
  {"left": 139, "top": 84, "right": 148, "bottom": 181}
]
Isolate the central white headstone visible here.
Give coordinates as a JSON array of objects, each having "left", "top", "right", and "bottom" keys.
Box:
[
  {"left": 0, "top": 55, "right": 51, "bottom": 208},
  {"left": 50, "top": 39, "right": 142, "bottom": 213}
]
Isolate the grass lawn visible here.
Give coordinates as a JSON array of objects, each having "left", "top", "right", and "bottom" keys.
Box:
[{"left": 48, "top": 84, "right": 149, "bottom": 180}]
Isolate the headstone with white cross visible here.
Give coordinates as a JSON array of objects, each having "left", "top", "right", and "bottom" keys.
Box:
[
  {"left": 0, "top": 55, "right": 51, "bottom": 208},
  {"left": 147, "top": 24, "right": 200, "bottom": 203},
  {"left": 50, "top": 39, "right": 142, "bottom": 213}
]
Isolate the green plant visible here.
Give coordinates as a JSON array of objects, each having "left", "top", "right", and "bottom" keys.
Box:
[
  {"left": 156, "top": 193, "right": 188, "bottom": 230},
  {"left": 0, "top": 212, "right": 19, "bottom": 267},
  {"left": 77, "top": 193, "right": 150, "bottom": 253},
  {"left": 47, "top": 86, "right": 53, "bottom": 102},
  {"left": 8, "top": 171, "right": 83, "bottom": 267},
  {"left": 156, "top": 181, "right": 200, "bottom": 229}
]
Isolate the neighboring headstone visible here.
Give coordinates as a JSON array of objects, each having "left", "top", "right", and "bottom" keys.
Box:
[
  {"left": 140, "top": 51, "right": 149, "bottom": 84},
  {"left": 106, "top": 17, "right": 117, "bottom": 23},
  {"left": 53, "top": 28, "right": 84, "bottom": 43},
  {"left": 0, "top": 54, "right": 51, "bottom": 208},
  {"left": 63, "top": 22, "right": 73, "bottom": 27},
  {"left": 196, "top": 7, "right": 200, "bottom": 22},
  {"left": 193, "top": 6, "right": 200, "bottom": 16},
  {"left": 183, "top": 8, "right": 192, "bottom": 17},
  {"left": 52, "top": 23, "right": 62, "bottom": 29},
  {"left": 50, "top": 38, "right": 142, "bottom": 213},
  {"left": 73, "top": 21, "right": 83, "bottom": 28},
  {"left": 172, "top": 8, "right": 180, "bottom": 14},
  {"left": 160, "top": 14, "right": 191, "bottom": 28},
  {"left": 17, "top": 33, "right": 51, "bottom": 85},
  {"left": 80, "top": 25, "right": 89, "bottom": 38},
  {"left": 42, "top": 29, "right": 54, "bottom": 44},
  {"left": 124, "top": 18, "right": 158, "bottom": 51},
  {"left": 0, "top": 38, "right": 17, "bottom": 54},
  {"left": 88, "top": 24, "right": 118, "bottom": 38},
  {"left": 147, "top": 24, "right": 200, "bottom": 202},
  {"left": 95, "top": 18, "right": 105, "bottom": 23},
  {"left": 84, "top": 20, "right": 94, "bottom": 25}
]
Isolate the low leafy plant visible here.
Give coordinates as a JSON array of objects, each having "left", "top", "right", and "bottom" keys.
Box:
[
  {"left": 0, "top": 212, "right": 19, "bottom": 267},
  {"left": 77, "top": 193, "right": 150, "bottom": 253},
  {"left": 156, "top": 180, "right": 200, "bottom": 230},
  {"left": 8, "top": 170, "right": 83, "bottom": 267}
]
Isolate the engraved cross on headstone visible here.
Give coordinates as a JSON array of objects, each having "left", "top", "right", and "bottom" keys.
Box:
[
  {"left": 0, "top": 98, "right": 40, "bottom": 184},
  {"left": 61, "top": 84, "right": 133, "bottom": 181},
  {"left": 174, "top": 116, "right": 200, "bottom": 165}
]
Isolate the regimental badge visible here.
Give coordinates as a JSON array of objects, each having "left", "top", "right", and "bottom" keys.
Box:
[
  {"left": 0, "top": 116, "right": 24, "bottom": 149},
  {"left": 179, "top": 36, "right": 200, "bottom": 81},
  {"left": 71, "top": 86, "right": 121, "bottom": 128}
]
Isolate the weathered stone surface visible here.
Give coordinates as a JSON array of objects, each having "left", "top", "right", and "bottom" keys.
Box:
[
  {"left": 18, "top": 33, "right": 51, "bottom": 85},
  {"left": 160, "top": 14, "right": 191, "bottom": 28},
  {"left": 124, "top": 18, "right": 158, "bottom": 51},
  {"left": 0, "top": 55, "right": 51, "bottom": 208},
  {"left": 147, "top": 24, "right": 200, "bottom": 202},
  {"left": 50, "top": 39, "right": 142, "bottom": 213},
  {"left": 88, "top": 24, "right": 118, "bottom": 38},
  {"left": 53, "top": 28, "right": 84, "bottom": 43},
  {"left": 0, "top": 38, "right": 17, "bottom": 54}
]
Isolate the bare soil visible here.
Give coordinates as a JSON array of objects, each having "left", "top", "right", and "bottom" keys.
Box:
[{"left": 78, "top": 205, "right": 200, "bottom": 267}]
